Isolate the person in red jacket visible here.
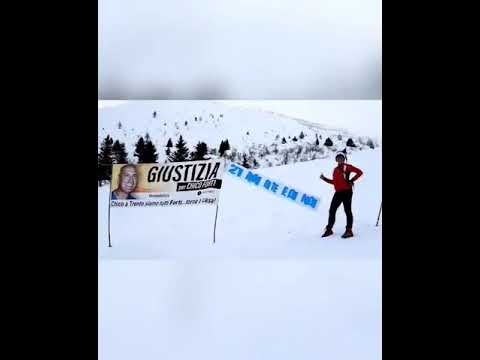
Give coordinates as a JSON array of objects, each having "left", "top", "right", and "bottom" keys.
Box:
[{"left": 320, "top": 151, "right": 363, "bottom": 238}]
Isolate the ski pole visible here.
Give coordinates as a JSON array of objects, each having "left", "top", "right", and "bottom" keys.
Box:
[{"left": 375, "top": 202, "right": 382, "bottom": 227}]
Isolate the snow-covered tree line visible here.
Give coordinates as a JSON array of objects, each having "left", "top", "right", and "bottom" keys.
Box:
[{"left": 98, "top": 129, "right": 378, "bottom": 184}]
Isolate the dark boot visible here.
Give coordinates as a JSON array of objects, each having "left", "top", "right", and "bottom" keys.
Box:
[
  {"left": 341, "top": 228, "right": 354, "bottom": 238},
  {"left": 322, "top": 228, "right": 334, "bottom": 237}
]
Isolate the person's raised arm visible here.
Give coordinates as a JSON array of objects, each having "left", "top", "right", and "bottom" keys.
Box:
[{"left": 320, "top": 173, "right": 334, "bottom": 184}]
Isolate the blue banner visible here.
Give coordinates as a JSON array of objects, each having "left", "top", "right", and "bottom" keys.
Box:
[{"left": 227, "top": 162, "right": 321, "bottom": 211}]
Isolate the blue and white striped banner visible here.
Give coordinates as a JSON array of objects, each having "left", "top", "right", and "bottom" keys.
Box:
[{"left": 227, "top": 162, "right": 321, "bottom": 211}]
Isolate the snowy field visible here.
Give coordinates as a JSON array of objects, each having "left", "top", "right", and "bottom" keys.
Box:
[
  {"left": 99, "top": 259, "right": 381, "bottom": 360},
  {"left": 99, "top": 148, "right": 381, "bottom": 259},
  {"left": 99, "top": 149, "right": 381, "bottom": 360},
  {"left": 98, "top": 101, "right": 382, "bottom": 360}
]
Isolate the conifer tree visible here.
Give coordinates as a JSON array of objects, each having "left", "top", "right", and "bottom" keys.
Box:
[
  {"left": 98, "top": 135, "right": 114, "bottom": 182},
  {"left": 169, "top": 135, "right": 190, "bottom": 162},
  {"left": 190, "top": 142, "right": 209, "bottom": 161},
  {"left": 112, "top": 140, "right": 128, "bottom": 164}
]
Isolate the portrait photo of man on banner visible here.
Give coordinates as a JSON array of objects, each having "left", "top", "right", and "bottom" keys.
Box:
[{"left": 111, "top": 164, "right": 138, "bottom": 200}]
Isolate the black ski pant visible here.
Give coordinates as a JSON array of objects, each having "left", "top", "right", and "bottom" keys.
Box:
[{"left": 326, "top": 190, "right": 353, "bottom": 230}]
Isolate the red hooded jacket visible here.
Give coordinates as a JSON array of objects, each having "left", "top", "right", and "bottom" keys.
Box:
[{"left": 322, "top": 163, "right": 363, "bottom": 192}]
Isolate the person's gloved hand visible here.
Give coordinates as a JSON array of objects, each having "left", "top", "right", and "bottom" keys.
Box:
[
  {"left": 320, "top": 173, "right": 325, "bottom": 180},
  {"left": 348, "top": 180, "right": 355, "bottom": 186}
]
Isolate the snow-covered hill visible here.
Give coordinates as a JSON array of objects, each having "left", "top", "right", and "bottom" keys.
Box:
[{"left": 98, "top": 101, "right": 379, "bottom": 167}]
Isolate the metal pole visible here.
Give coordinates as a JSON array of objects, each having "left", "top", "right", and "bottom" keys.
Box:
[
  {"left": 376, "top": 201, "right": 382, "bottom": 227},
  {"left": 108, "top": 172, "right": 113, "bottom": 247},
  {"left": 213, "top": 157, "right": 227, "bottom": 244},
  {"left": 213, "top": 202, "right": 219, "bottom": 244}
]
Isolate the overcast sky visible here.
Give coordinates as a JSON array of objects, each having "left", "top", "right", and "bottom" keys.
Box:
[{"left": 99, "top": 0, "right": 381, "bottom": 99}]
